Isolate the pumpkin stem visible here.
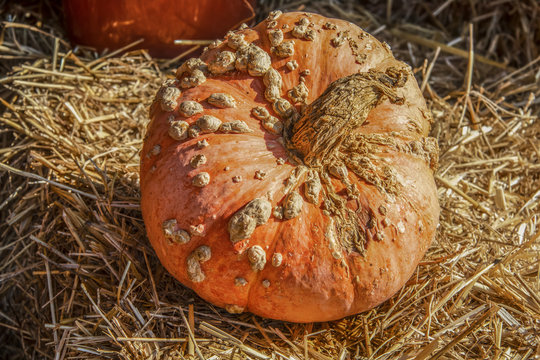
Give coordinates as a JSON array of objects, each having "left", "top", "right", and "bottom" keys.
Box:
[{"left": 284, "top": 67, "right": 408, "bottom": 167}]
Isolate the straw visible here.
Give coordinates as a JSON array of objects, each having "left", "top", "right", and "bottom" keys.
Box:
[{"left": 1, "top": 1, "right": 538, "bottom": 359}]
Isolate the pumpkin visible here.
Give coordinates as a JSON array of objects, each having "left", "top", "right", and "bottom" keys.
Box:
[
  {"left": 62, "top": 0, "right": 255, "bottom": 58},
  {"left": 140, "top": 11, "right": 440, "bottom": 323}
]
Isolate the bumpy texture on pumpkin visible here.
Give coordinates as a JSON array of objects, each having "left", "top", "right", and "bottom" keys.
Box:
[{"left": 140, "top": 11, "right": 439, "bottom": 323}]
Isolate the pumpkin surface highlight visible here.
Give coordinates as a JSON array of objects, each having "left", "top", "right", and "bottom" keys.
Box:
[{"left": 140, "top": 11, "right": 439, "bottom": 322}]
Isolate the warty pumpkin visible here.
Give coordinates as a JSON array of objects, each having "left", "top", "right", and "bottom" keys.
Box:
[{"left": 140, "top": 11, "right": 440, "bottom": 323}]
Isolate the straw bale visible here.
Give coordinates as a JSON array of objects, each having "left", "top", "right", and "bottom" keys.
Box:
[{"left": 1, "top": 1, "right": 538, "bottom": 359}]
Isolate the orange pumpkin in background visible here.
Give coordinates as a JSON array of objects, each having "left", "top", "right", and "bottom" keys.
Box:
[
  {"left": 62, "top": 0, "right": 255, "bottom": 58},
  {"left": 140, "top": 11, "right": 440, "bottom": 322}
]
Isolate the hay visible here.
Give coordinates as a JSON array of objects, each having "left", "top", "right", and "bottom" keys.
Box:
[{"left": 1, "top": 0, "right": 539, "bottom": 359}]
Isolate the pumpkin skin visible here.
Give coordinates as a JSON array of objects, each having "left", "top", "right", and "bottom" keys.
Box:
[
  {"left": 140, "top": 12, "right": 439, "bottom": 322},
  {"left": 62, "top": 0, "right": 255, "bottom": 58}
]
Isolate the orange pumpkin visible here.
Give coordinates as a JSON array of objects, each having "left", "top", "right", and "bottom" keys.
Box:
[
  {"left": 62, "top": 0, "right": 255, "bottom": 58},
  {"left": 140, "top": 11, "right": 439, "bottom": 322}
]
